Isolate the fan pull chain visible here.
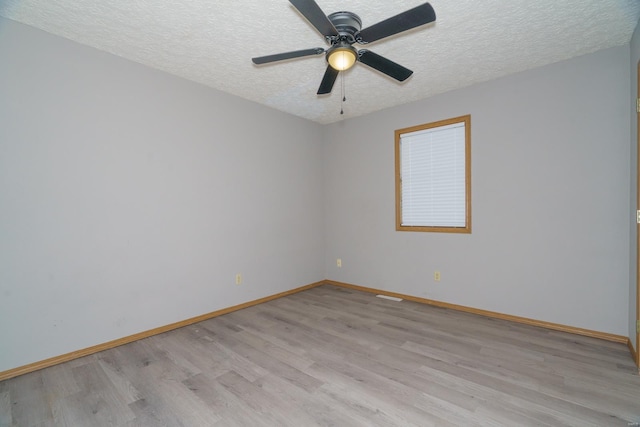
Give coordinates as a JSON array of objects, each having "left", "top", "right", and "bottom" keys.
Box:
[{"left": 340, "top": 72, "right": 346, "bottom": 115}]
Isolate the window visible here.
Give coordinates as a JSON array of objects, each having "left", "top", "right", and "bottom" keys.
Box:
[{"left": 395, "top": 115, "right": 471, "bottom": 233}]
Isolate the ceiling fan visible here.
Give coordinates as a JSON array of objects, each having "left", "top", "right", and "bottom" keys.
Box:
[{"left": 252, "top": 0, "right": 436, "bottom": 95}]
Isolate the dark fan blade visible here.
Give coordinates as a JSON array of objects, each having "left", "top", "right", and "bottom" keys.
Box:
[
  {"left": 358, "top": 50, "right": 413, "bottom": 81},
  {"left": 252, "top": 48, "right": 324, "bottom": 64},
  {"left": 290, "top": 0, "right": 339, "bottom": 37},
  {"left": 356, "top": 3, "right": 436, "bottom": 44},
  {"left": 317, "top": 65, "right": 339, "bottom": 94}
]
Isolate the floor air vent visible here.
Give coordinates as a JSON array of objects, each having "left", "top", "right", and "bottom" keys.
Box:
[{"left": 376, "top": 294, "right": 403, "bottom": 302}]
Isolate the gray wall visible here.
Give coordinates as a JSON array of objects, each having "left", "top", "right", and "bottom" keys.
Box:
[
  {"left": 323, "top": 46, "right": 632, "bottom": 336},
  {"left": 630, "top": 18, "right": 640, "bottom": 352},
  {"left": 0, "top": 18, "right": 325, "bottom": 372}
]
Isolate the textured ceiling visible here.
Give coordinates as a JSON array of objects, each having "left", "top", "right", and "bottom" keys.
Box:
[{"left": 1, "top": 1, "right": 639, "bottom": 124}]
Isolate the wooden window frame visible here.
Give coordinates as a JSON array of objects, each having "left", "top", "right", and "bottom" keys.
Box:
[{"left": 395, "top": 115, "right": 472, "bottom": 233}]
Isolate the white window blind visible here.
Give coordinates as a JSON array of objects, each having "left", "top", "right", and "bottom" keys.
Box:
[{"left": 400, "top": 121, "right": 466, "bottom": 227}]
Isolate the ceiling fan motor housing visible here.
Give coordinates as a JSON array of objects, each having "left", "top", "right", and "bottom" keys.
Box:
[{"left": 328, "top": 11, "right": 362, "bottom": 40}]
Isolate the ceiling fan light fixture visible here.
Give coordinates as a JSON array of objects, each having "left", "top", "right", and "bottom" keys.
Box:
[{"left": 327, "top": 45, "right": 357, "bottom": 71}]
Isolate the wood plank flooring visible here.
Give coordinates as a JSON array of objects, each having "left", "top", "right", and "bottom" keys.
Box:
[{"left": 1, "top": 284, "right": 639, "bottom": 426}]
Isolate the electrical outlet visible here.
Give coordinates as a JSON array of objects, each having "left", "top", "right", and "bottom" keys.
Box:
[
  {"left": 434, "top": 271, "right": 441, "bottom": 282},
  {"left": 337, "top": 259, "right": 342, "bottom": 268},
  {"left": 235, "top": 273, "right": 242, "bottom": 285}
]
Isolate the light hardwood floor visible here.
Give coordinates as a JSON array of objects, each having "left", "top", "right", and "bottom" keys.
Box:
[{"left": 1, "top": 284, "right": 639, "bottom": 426}]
